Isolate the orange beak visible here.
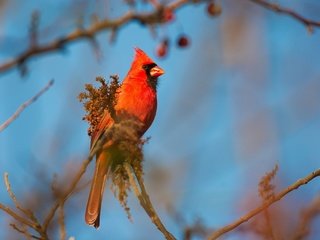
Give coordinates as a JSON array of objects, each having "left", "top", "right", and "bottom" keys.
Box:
[{"left": 150, "top": 65, "right": 165, "bottom": 77}]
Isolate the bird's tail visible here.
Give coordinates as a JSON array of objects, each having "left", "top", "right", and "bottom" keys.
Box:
[{"left": 85, "top": 152, "right": 109, "bottom": 228}]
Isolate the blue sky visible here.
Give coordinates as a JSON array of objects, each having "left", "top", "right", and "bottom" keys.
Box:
[{"left": 1, "top": 1, "right": 320, "bottom": 239}]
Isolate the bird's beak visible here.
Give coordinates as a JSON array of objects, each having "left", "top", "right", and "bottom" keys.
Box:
[{"left": 150, "top": 65, "right": 165, "bottom": 77}]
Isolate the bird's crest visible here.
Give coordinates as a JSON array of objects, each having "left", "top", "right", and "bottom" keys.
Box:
[{"left": 133, "top": 48, "right": 154, "bottom": 66}]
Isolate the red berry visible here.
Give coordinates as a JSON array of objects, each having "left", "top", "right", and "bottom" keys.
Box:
[
  {"left": 177, "top": 35, "right": 189, "bottom": 48},
  {"left": 156, "top": 43, "right": 168, "bottom": 58},
  {"left": 207, "top": 1, "right": 222, "bottom": 17}
]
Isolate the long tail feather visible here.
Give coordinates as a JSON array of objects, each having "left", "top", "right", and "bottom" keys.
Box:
[{"left": 85, "top": 152, "right": 108, "bottom": 228}]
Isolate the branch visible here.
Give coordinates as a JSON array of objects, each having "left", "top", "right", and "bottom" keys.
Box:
[
  {"left": 208, "top": 169, "right": 320, "bottom": 240},
  {"left": 43, "top": 123, "right": 114, "bottom": 231},
  {"left": 0, "top": 79, "right": 54, "bottom": 132},
  {"left": 0, "top": 203, "right": 36, "bottom": 232},
  {"left": 9, "top": 223, "right": 40, "bottom": 240},
  {"left": 1, "top": 118, "right": 112, "bottom": 238},
  {"left": 249, "top": 0, "right": 320, "bottom": 32},
  {"left": 0, "top": 0, "right": 202, "bottom": 74},
  {"left": 43, "top": 151, "right": 93, "bottom": 231},
  {"left": 4, "top": 173, "right": 39, "bottom": 223},
  {"left": 124, "top": 162, "right": 176, "bottom": 240},
  {"left": 1, "top": 173, "right": 48, "bottom": 239},
  {"left": 58, "top": 203, "right": 66, "bottom": 240}
]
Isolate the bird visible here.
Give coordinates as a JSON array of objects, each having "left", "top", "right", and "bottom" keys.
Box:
[{"left": 85, "top": 48, "right": 164, "bottom": 228}]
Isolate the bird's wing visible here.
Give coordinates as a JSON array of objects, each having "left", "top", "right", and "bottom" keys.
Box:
[{"left": 90, "top": 111, "right": 114, "bottom": 150}]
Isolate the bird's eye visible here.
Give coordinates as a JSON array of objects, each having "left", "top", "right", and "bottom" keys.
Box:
[{"left": 142, "top": 63, "right": 157, "bottom": 71}]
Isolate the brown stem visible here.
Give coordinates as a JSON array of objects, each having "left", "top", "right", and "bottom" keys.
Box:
[
  {"left": 58, "top": 204, "right": 66, "bottom": 240},
  {"left": 0, "top": 80, "right": 54, "bottom": 132},
  {"left": 0, "top": 0, "right": 201, "bottom": 74},
  {"left": 124, "top": 162, "right": 176, "bottom": 240},
  {"left": 208, "top": 169, "right": 320, "bottom": 239},
  {"left": 249, "top": 0, "right": 320, "bottom": 33},
  {"left": 43, "top": 125, "right": 113, "bottom": 231}
]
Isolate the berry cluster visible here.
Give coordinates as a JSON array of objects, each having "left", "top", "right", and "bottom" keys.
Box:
[{"left": 155, "top": 1, "right": 221, "bottom": 58}]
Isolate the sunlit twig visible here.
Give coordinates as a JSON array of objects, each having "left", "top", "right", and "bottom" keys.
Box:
[
  {"left": 249, "top": 0, "right": 320, "bottom": 33},
  {"left": 124, "top": 162, "right": 176, "bottom": 240},
  {"left": 208, "top": 169, "right": 320, "bottom": 239},
  {"left": 0, "top": 0, "right": 201, "bottom": 74},
  {"left": 1, "top": 173, "right": 48, "bottom": 239},
  {"left": 43, "top": 124, "right": 114, "bottom": 231},
  {"left": 0, "top": 79, "right": 54, "bottom": 132},
  {"left": 58, "top": 203, "right": 66, "bottom": 240}
]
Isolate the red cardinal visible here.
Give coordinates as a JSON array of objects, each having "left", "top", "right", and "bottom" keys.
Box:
[{"left": 85, "top": 48, "right": 164, "bottom": 228}]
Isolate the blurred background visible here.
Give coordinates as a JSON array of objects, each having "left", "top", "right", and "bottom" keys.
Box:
[{"left": 1, "top": 0, "right": 320, "bottom": 239}]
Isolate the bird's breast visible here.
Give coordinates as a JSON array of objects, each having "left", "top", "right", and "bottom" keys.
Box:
[{"left": 116, "top": 82, "right": 157, "bottom": 135}]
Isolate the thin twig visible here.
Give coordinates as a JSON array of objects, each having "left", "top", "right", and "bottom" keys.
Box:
[
  {"left": 43, "top": 152, "right": 92, "bottom": 231},
  {"left": 4, "top": 173, "right": 39, "bottom": 223},
  {"left": 1, "top": 122, "right": 111, "bottom": 239},
  {"left": 0, "top": 0, "right": 200, "bottom": 74},
  {"left": 58, "top": 204, "right": 66, "bottom": 240},
  {"left": 249, "top": 0, "right": 320, "bottom": 33},
  {"left": 10, "top": 223, "right": 41, "bottom": 240},
  {"left": 136, "top": 170, "right": 176, "bottom": 240},
  {"left": 1, "top": 173, "right": 48, "bottom": 239},
  {"left": 43, "top": 125, "right": 113, "bottom": 231},
  {"left": 0, "top": 79, "right": 54, "bottom": 132},
  {"left": 1, "top": 0, "right": 319, "bottom": 73},
  {"left": 208, "top": 169, "right": 320, "bottom": 240},
  {"left": 124, "top": 162, "right": 176, "bottom": 240},
  {"left": 0, "top": 203, "right": 37, "bottom": 232}
]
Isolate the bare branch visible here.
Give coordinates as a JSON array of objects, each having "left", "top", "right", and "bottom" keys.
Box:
[
  {"left": 0, "top": 79, "right": 54, "bottom": 132},
  {"left": 4, "top": 173, "right": 39, "bottom": 224},
  {"left": 1, "top": 173, "right": 48, "bottom": 239},
  {"left": 58, "top": 204, "right": 66, "bottom": 240},
  {"left": 9, "top": 223, "right": 41, "bottom": 240},
  {"left": 249, "top": 0, "right": 320, "bottom": 33},
  {"left": 1, "top": 127, "right": 111, "bottom": 239},
  {"left": 124, "top": 162, "right": 176, "bottom": 240},
  {"left": 208, "top": 169, "right": 320, "bottom": 240},
  {"left": 43, "top": 123, "right": 114, "bottom": 231},
  {"left": 0, "top": 0, "right": 202, "bottom": 74},
  {"left": 43, "top": 153, "right": 92, "bottom": 231},
  {"left": 0, "top": 203, "right": 36, "bottom": 231},
  {"left": 1, "top": 0, "right": 318, "bottom": 73}
]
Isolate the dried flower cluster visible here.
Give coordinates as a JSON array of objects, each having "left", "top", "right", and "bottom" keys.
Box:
[
  {"left": 258, "top": 164, "right": 279, "bottom": 202},
  {"left": 78, "top": 75, "right": 120, "bottom": 136}
]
